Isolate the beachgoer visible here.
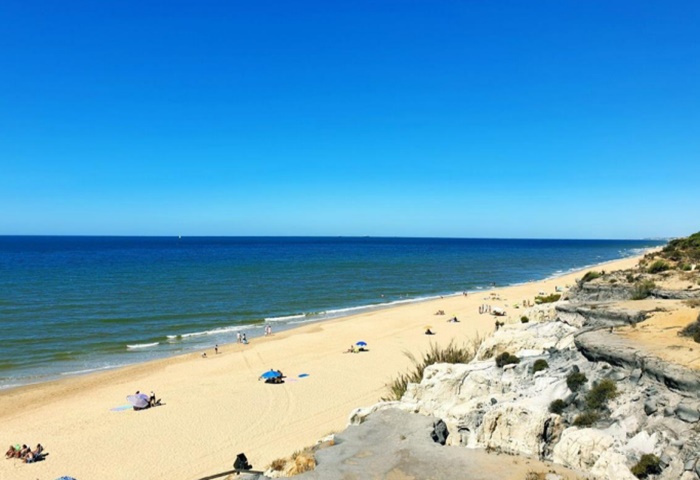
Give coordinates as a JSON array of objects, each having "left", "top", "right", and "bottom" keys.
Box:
[
  {"left": 18, "top": 445, "right": 29, "bottom": 459},
  {"left": 24, "top": 444, "right": 43, "bottom": 463},
  {"left": 236, "top": 332, "right": 242, "bottom": 343},
  {"left": 149, "top": 391, "right": 159, "bottom": 407},
  {"left": 202, "top": 352, "right": 207, "bottom": 358},
  {"left": 5, "top": 445, "right": 19, "bottom": 459},
  {"left": 425, "top": 328, "right": 434, "bottom": 335},
  {"left": 214, "top": 344, "right": 219, "bottom": 354},
  {"left": 242, "top": 333, "right": 248, "bottom": 344},
  {"left": 344, "top": 345, "right": 355, "bottom": 353}
]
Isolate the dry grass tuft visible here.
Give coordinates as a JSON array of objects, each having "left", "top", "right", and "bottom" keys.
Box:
[
  {"left": 269, "top": 458, "right": 287, "bottom": 471},
  {"left": 288, "top": 452, "right": 316, "bottom": 475},
  {"left": 381, "top": 336, "right": 483, "bottom": 401}
]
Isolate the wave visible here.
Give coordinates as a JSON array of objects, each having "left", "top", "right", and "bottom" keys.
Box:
[
  {"left": 172, "top": 324, "right": 253, "bottom": 340},
  {"left": 265, "top": 313, "right": 307, "bottom": 322},
  {"left": 126, "top": 342, "right": 159, "bottom": 349},
  {"left": 60, "top": 364, "right": 123, "bottom": 376}
]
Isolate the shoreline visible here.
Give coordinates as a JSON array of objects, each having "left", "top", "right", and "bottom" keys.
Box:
[
  {"left": 0, "top": 251, "right": 651, "bottom": 480},
  {"left": 0, "top": 247, "right": 656, "bottom": 392}
]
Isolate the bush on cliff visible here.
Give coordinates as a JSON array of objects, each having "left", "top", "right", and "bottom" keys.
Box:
[
  {"left": 631, "top": 280, "right": 656, "bottom": 300},
  {"left": 581, "top": 271, "right": 602, "bottom": 283},
  {"left": 659, "top": 231, "right": 700, "bottom": 263},
  {"left": 549, "top": 399, "right": 566, "bottom": 415},
  {"left": 532, "top": 359, "right": 548, "bottom": 374},
  {"left": 495, "top": 352, "right": 521, "bottom": 368},
  {"left": 535, "top": 294, "right": 561, "bottom": 304},
  {"left": 521, "top": 316, "right": 529, "bottom": 323},
  {"left": 646, "top": 260, "right": 670, "bottom": 274},
  {"left": 382, "top": 339, "right": 482, "bottom": 401},
  {"left": 630, "top": 454, "right": 662, "bottom": 479},
  {"left": 679, "top": 313, "right": 700, "bottom": 341},
  {"left": 585, "top": 379, "right": 618, "bottom": 410},
  {"left": 566, "top": 371, "right": 587, "bottom": 392},
  {"left": 573, "top": 411, "right": 600, "bottom": 427}
]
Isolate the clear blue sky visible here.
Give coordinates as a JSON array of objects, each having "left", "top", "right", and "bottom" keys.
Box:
[{"left": 1, "top": 1, "right": 698, "bottom": 238}]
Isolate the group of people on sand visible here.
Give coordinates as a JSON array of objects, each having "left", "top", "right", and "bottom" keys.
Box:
[
  {"left": 236, "top": 332, "right": 248, "bottom": 344},
  {"left": 259, "top": 369, "right": 285, "bottom": 384},
  {"left": 343, "top": 344, "right": 367, "bottom": 353},
  {"left": 5, "top": 443, "right": 43, "bottom": 463},
  {"left": 133, "top": 390, "right": 160, "bottom": 410}
]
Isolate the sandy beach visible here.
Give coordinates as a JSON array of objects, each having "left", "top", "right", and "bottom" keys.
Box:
[{"left": 0, "top": 254, "right": 646, "bottom": 480}]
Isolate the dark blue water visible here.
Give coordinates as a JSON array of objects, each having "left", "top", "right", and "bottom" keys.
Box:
[{"left": 0, "top": 236, "right": 665, "bottom": 388}]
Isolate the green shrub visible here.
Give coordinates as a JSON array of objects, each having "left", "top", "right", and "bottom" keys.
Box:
[
  {"left": 585, "top": 379, "right": 618, "bottom": 410},
  {"left": 630, "top": 454, "right": 662, "bottom": 478},
  {"left": 660, "top": 231, "right": 700, "bottom": 264},
  {"left": 382, "top": 339, "right": 482, "bottom": 401},
  {"left": 626, "top": 273, "right": 636, "bottom": 283},
  {"left": 609, "top": 278, "right": 618, "bottom": 284},
  {"left": 521, "top": 316, "right": 529, "bottom": 323},
  {"left": 535, "top": 293, "right": 561, "bottom": 304},
  {"left": 495, "top": 352, "right": 521, "bottom": 368},
  {"left": 679, "top": 313, "right": 700, "bottom": 339},
  {"left": 573, "top": 411, "right": 600, "bottom": 427},
  {"left": 581, "top": 271, "right": 602, "bottom": 283},
  {"left": 549, "top": 399, "right": 566, "bottom": 415},
  {"left": 532, "top": 359, "right": 549, "bottom": 374},
  {"left": 680, "top": 263, "right": 692, "bottom": 271},
  {"left": 631, "top": 280, "right": 656, "bottom": 300},
  {"left": 647, "top": 260, "right": 670, "bottom": 274},
  {"left": 566, "top": 371, "right": 588, "bottom": 392}
]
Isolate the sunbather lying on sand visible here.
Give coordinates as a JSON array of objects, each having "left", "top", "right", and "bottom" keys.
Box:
[
  {"left": 5, "top": 445, "right": 20, "bottom": 459},
  {"left": 23, "top": 444, "right": 44, "bottom": 463}
]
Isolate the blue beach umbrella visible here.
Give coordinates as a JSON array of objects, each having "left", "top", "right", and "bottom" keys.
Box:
[
  {"left": 356, "top": 341, "right": 367, "bottom": 347},
  {"left": 260, "top": 370, "right": 282, "bottom": 380}
]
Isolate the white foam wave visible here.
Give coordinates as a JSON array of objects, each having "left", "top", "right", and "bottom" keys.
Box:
[
  {"left": 126, "top": 342, "right": 159, "bottom": 349},
  {"left": 178, "top": 324, "right": 251, "bottom": 339},
  {"left": 60, "top": 364, "right": 123, "bottom": 376},
  {"left": 265, "top": 313, "right": 306, "bottom": 322}
]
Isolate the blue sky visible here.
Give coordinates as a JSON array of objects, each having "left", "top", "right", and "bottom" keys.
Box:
[{"left": 1, "top": 1, "right": 698, "bottom": 238}]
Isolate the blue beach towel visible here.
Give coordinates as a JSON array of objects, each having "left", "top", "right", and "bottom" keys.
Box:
[
  {"left": 110, "top": 404, "right": 133, "bottom": 412},
  {"left": 298, "top": 373, "right": 310, "bottom": 378}
]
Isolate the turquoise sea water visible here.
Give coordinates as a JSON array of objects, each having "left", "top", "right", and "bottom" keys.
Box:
[{"left": 0, "top": 236, "right": 665, "bottom": 389}]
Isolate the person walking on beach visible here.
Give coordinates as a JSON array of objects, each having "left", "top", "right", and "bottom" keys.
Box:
[
  {"left": 214, "top": 344, "right": 219, "bottom": 354},
  {"left": 236, "top": 332, "right": 242, "bottom": 343}
]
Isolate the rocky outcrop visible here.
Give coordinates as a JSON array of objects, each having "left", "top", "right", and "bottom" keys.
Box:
[
  {"left": 575, "top": 329, "right": 700, "bottom": 395},
  {"left": 296, "top": 408, "right": 575, "bottom": 480},
  {"left": 556, "top": 302, "right": 650, "bottom": 328},
  {"left": 569, "top": 282, "right": 700, "bottom": 303},
  {"left": 347, "top": 309, "right": 700, "bottom": 480},
  {"left": 570, "top": 283, "right": 636, "bottom": 302}
]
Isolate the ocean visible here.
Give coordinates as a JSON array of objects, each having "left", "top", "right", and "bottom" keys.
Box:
[{"left": 0, "top": 236, "right": 665, "bottom": 389}]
